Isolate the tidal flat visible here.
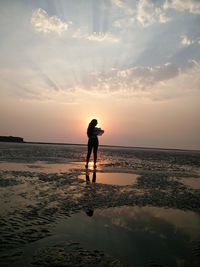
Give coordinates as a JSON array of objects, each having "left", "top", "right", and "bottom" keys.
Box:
[{"left": 0, "top": 142, "right": 200, "bottom": 267}]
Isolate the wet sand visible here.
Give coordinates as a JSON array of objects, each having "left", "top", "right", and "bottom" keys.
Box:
[{"left": 0, "top": 142, "right": 200, "bottom": 266}]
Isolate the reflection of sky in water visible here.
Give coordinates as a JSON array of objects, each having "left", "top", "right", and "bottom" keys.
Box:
[
  {"left": 79, "top": 171, "right": 139, "bottom": 185},
  {"left": 55, "top": 206, "right": 200, "bottom": 267},
  {"left": 180, "top": 178, "right": 200, "bottom": 190},
  {"left": 0, "top": 162, "right": 83, "bottom": 173}
]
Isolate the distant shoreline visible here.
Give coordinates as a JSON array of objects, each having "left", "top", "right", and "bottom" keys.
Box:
[
  {"left": 26, "top": 142, "right": 200, "bottom": 152},
  {"left": 0, "top": 139, "right": 198, "bottom": 152},
  {"left": 0, "top": 135, "right": 199, "bottom": 152}
]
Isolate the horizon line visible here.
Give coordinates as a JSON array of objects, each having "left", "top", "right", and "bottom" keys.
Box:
[{"left": 24, "top": 141, "right": 200, "bottom": 152}]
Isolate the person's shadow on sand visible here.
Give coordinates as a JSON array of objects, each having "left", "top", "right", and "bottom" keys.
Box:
[{"left": 85, "top": 170, "right": 96, "bottom": 217}]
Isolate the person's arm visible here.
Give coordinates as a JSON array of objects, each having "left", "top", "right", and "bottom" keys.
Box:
[{"left": 94, "top": 127, "right": 104, "bottom": 136}]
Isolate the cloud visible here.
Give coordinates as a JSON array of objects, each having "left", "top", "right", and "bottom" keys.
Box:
[
  {"left": 136, "top": 0, "right": 170, "bottom": 27},
  {"left": 79, "top": 60, "right": 200, "bottom": 100},
  {"left": 112, "top": 0, "right": 124, "bottom": 9},
  {"left": 31, "top": 8, "right": 70, "bottom": 35},
  {"left": 112, "top": 0, "right": 170, "bottom": 28},
  {"left": 80, "top": 63, "right": 180, "bottom": 95},
  {"left": 73, "top": 30, "right": 120, "bottom": 43},
  {"left": 113, "top": 0, "right": 200, "bottom": 28},
  {"left": 151, "top": 59, "right": 200, "bottom": 100},
  {"left": 164, "top": 0, "right": 200, "bottom": 14},
  {"left": 31, "top": 8, "right": 119, "bottom": 42},
  {"left": 112, "top": 0, "right": 134, "bottom": 14},
  {"left": 180, "top": 34, "right": 200, "bottom": 46}
]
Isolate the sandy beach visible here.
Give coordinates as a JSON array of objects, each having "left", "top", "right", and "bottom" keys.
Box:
[{"left": 0, "top": 142, "right": 200, "bottom": 267}]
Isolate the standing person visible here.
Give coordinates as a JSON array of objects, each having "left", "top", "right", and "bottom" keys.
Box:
[{"left": 85, "top": 119, "right": 104, "bottom": 169}]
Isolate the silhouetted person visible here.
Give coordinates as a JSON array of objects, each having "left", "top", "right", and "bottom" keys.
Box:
[{"left": 85, "top": 119, "right": 104, "bottom": 168}]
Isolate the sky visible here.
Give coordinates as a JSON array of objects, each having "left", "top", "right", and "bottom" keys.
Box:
[{"left": 0, "top": 0, "right": 200, "bottom": 150}]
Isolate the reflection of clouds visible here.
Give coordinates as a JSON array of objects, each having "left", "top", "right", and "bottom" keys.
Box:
[{"left": 99, "top": 206, "right": 200, "bottom": 239}]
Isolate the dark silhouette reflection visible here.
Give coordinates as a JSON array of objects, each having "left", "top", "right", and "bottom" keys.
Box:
[
  {"left": 84, "top": 170, "right": 97, "bottom": 217},
  {"left": 85, "top": 209, "right": 94, "bottom": 217},
  {"left": 86, "top": 169, "right": 96, "bottom": 184}
]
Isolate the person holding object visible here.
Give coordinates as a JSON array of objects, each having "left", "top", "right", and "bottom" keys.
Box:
[{"left": 85, "top": 119, "right": 104, "bottom": 169}]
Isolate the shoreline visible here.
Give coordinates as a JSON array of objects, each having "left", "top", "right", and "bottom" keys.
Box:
[{"left": 0, "top": 140, "right": 199, "bottom": 153}]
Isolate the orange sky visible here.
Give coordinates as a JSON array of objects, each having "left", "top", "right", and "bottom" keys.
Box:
[{"left": 0, "top": 0, "right": 200, "bottom": 150}]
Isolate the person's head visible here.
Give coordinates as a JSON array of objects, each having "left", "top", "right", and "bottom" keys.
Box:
[{"left": 89, "top": 119, "right": 98, "bottom": 127}]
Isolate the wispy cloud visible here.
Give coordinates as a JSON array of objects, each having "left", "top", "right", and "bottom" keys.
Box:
[
  {"left": 112, "top": 0, "right": 170, "bottom": 27},
  {"left": 180, "top": 34, "right": 200, "bottom": 46},
  {"left": 164, "top": 0, "right": 200, "bottom": 14},
  {"left": 136, "top": 0, "right": 170, "bottom": 27},
  {"left": 31, "top": 8, "right": 71, "bottom": 35},
  {"left": 31, "top": 8, "right": 119, "bottom": 43},
  {"left": 79, "top": 60, "right": 200, "bottom": 101},
  {"left": 73, "top": 30, "right": 120, "bottom": 43},
  {"left": 112, "top": 0, "right": 124, "bottom": 9},
  {"left": 111, "top": 0, "right": 134, "bottom": 14},
  {"left": 113, "top": 0, "right": 200, "bottom": 28}
]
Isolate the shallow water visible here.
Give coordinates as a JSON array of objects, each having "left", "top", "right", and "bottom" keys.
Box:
[
  {"left": 180, "top": 177, "right": 200, "bottom": 189},
  {"left": 79, "top": 171, "right": 139, "bottom": 185},
  {"left": 0, "top": 161, "right": 82, "bottom": 173},
  {"left": 54, "top": 206, "right": 200, "bottom": 267},
  {"left": 0, "top": 142, "right": 200, "bottom": 267},
  {"left": 8, "top": 206, "right": 200, "bottom": 267}
]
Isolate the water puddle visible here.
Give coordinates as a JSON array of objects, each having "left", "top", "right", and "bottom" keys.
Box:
[
  {"left": 0, "top": 161, "right": 83, "bottom": 173},
  {"left": 20, "top": 206, "right": 200, "bottom": 267},
  {"left": 54, "top": 206, "right": 200, "bottom": 266},
  {"left": 79, "top": 171, "right": 139, "bottom": 185},
  {"left": 180, "top": 177, "right": 200, "bottom": 189}
]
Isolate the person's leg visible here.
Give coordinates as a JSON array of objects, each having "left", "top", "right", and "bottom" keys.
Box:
[
  {"left": 93, "top": 138, "right": 99, "bottom": 167},
  {"left": 86, "top": 139, "right": 93, "bottom": 167}
]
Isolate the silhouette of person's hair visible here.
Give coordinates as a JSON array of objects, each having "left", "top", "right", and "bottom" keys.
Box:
[{"left": 87, "top": 119, "right": 98, "bottom": 138}]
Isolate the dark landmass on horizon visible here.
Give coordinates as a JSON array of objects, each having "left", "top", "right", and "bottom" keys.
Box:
[{"left": 0, "top": 136, "right": 24, "bottom": 143}]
